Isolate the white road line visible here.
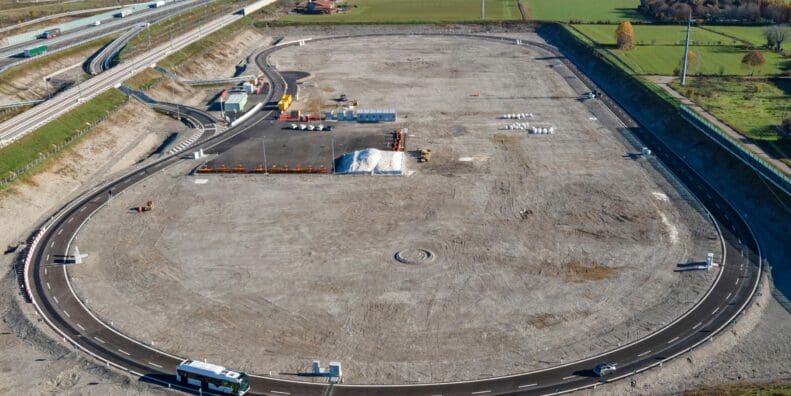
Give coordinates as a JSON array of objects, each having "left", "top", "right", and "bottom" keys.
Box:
[
  {"left": 148, "top": 361, "right": 163, "bottom": 369},
  {"left": 692, "top": 322, "right": 702, "bottom": 329},
  {"left": 57, "top": 228, "right": 62, "bottom": 235},
  {"left": 67, "top": 217, "right": 73, "bottom": 223},
  {"left": 638, "top": 350, "right": 651, "bottom": 357},
  {"left": 667, "top": 336, "right": 679, "bottom": 344},
  {"left": 94, "top": 337, "right": 105, "bottom": 344},
  {"left": 52, "top": 296, "right": 58, "bottom": 304},
  {"left": 44, "top": 267, "right": 47, "bottom": 275},
  {"left": 50, "top": 241, "right": 55, "bottom": 247},
  {"left": 45, "top": 254, "right": 49, "bottom": 262},
  {"left": 62, "top": 310, "right": 70, "bottom": 318},
  {"left": 712, "top": 307, "right": 720, "bottom": 315},
  {"left": 270, "top": 391, "right": 290, "bottom": 395},
  {"left": 471, "top": 391, "right": 491, "bottom": 395},
  {"left": 76, "top": 323, "right": 85, "bottom": 331},
  {"left": 518, "top": 383, "right": 537, "bottom": 388},
  {"left": 726, "top": 292, "right": 732, "bottom": 299},
  {"left": 46, "top": 282, "right": 50, "bottom": 289},
  {"left": 735, "top": 278, "right": 740, "bottom": 285},
  {"left": 118, "top": 349, "right": 131, "bottom": 356},
  {"left": 80, "top": 207, "right": 86, "bottom": 212},
  {"left": 562, "top": 375, "right": 577, "bottom": 380}
]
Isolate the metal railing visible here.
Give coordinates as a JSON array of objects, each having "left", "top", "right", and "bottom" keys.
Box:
[
  {"left": 680, "top": 104, "right": 791, "bottom": 196},
  {"left": 183, "top": 74, "right": 255, "bottom": 86}
]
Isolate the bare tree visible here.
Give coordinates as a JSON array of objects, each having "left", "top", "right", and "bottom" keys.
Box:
[{"left": 763, "top": 25, "right": 789, "bottom": 52}]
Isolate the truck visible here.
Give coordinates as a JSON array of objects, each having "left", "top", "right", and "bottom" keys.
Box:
[
  {"left": 23, "top": 45, "right": 47, "bottom": 58},
  {"left": 150, "top": 0, "right": 166, "bottom": 7},
  {"left": 41, "top": 28, "right": 61, "bottom": 39},
  {"left": 115, "top": 10, "right": 129, "bottom": 18}
]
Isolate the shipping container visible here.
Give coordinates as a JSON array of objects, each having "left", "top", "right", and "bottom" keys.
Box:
[{"left": 23, "top": 45, "right": 48, "bottom": 57}]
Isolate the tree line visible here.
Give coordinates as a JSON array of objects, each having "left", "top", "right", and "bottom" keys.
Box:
[{"left": 639, "top": 0, "right": 791, "bottom": 24}]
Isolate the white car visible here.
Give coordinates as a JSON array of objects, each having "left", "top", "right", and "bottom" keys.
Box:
[
  {"left": 593, "top": 362, "right": 616, "bottom": 377},
  {"left": 93, "top": 20, "right": 102, "bottom": 26}
]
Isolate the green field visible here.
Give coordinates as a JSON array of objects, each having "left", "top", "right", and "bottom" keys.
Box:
[
  {"left": 523, "top": 0, "right": 643, "bottom": 22},
  {"left": 0, "top": 89, "right": 127, "bottom": 184},
  {"left": 705, "top": 26, "right": 785, "bottom": 49},
  {"left": 278, "top": 0, "right": 521, "bottom": 24},
  {"left": 670, "top": 78, "right": 790, "bottom": 166},
  {"left": 571, "top": 24, "right": 789, "bottom": 76}
]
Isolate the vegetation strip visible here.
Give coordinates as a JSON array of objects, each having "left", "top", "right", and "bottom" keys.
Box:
[{"left": 0, "top": 89, "right": 128, "bottom": 189}]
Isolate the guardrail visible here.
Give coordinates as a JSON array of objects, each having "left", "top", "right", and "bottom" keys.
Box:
[
  {"left": 0, "top": 99, "right": 44, "bottom": 109},
  {"left": 183, "top": 74, "right": 255, "bottom": 86},
  {"left": 680, "top": 104, "right": 791, "bottom": 196}
]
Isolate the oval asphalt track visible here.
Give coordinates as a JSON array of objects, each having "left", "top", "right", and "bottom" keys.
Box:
[{"left": 24, "top": 34, "right": 762, "bottom": 396}]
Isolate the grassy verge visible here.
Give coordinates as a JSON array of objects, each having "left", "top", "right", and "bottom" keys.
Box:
[
  {"left": 670, "top": 77, "right": 790, "bottom": 165},
  {"left": 0, "top": 89, "right": 127, "bottom": 187},
  {"left": 277, "top": 0, "right": 521, "bottom": 24},
  {"left": 0, "top": 0, "right": 121, "bottom": 25},
  {"left": 0, "top": 34, "right": 116, "bottom": 82},
  {"left": 157, "top": 16, "right": 254, "bottom": 69},
  {"left": 124, "top": 67, "right": 164, "bottom": 91},
  {"left": 523, "top": 0, "right": 643, "bottom": 23}
]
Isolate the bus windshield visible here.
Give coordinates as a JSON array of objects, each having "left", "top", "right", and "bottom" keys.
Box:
[{"left": 239, "top": 373, "right": 250, "bottom": 391}]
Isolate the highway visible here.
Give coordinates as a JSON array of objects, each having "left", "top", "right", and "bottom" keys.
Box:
[
  {"left": 0, "top": 0, "right": 212, "bottom": 70},
  {"left": 23, "top": 35, "right": 762, "bottom": 396},
  {"left": 0, "top": 10, "right": 242, "bottom": 149}
]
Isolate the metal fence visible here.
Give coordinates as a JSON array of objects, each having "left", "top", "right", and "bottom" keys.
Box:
[
  {"left": 0, "top": 96, "right": 129, "bottom": 189},
  {"left": 680, "top": 104, "right": 791, "bottom": 196}
]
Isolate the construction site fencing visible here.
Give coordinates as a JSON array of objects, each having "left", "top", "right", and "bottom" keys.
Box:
[
  {"left": 197, "top": 164, "right": 329, "bottom": 174},
  {"left": 680, "top": 104, "right": 791, "bottom": 196},
  {"left": 0, "top": 95, "right": 129, "bottom": 189}
]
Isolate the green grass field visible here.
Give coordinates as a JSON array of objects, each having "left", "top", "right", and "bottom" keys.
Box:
[
  {"left": 0, "top": 89, "right": 127, "bottom": 184},
  {"left": 523, "top": 0, "right": 643, "bottom": 22},
  {"left": 278, "top": 0, "right": 521, "bottom": 24},
  {"left": 571, "top": 24, "right": 789, "bottom": 76},
  {"left": 670, "top": 78, "right": 790, "bottom": 166},
  {"left": 704, "top": 26, "right": 785, "bottom": 49}
]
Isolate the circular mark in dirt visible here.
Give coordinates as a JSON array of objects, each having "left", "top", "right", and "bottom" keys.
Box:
[{"left": 394, "top": 248, "right": 435, "bottom": 265}]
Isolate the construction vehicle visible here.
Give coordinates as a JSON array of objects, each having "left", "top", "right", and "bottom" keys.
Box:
[
  {"left": 419, "top": 148, "right": 432, "bottom": 163},
  {"left": 278, "top": 94, "right": 293, "bottom": 112},
  {"left": 137, "top": 201, "right": 154, "bottom": 213}
]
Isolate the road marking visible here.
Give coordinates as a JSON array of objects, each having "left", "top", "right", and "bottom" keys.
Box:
[
  {"left": 562, "top": 375, "right": 577, "bottom": 380},
  {"left": 735, "top": 278, "right": 740, "bottom": 285},
  {"left": 45, "top": 254, "right": 49, "bottom": 262},
  {"left": 62, "top": 310, "right": 70, "bottom": 318},
  {"left": 46, "top": 282, "right": 50, "bottom": 290},
  {"left": 638, "top": 350, "right": 651, "bottom": 357},
  {"left": 471, "top": 391, "right": 491, "bottom": 395},
  {"left": 76, "top": 323, "right": 85, "bottom": 331},
  {"left": 667, "top": 336, "right": 679, "bottom": 344},
  {"left": 518, "top": 383, "right": 537, "bottom": 388},
  {"left": 692, "top": 322, "right": 702, "bottom": 329},
  {"left": 44, "top": 267, "right": 47, "bottom": 275},
  {"left": 270, "top": 391, "right": 290, "bottom": 395},
  {"left": 712, "top": 307, "right": 720, "bottom": 315},
  {"left": 94, "top": 337, "right": 105, "bottom": 344},
  {"left": 52, "top": 296, "right": 58, "bottom": 304},
  {"left": 118, "top": 349, "right": 131, "bottom": 356},
  {"left": 57, "top": 228, "right": 62, "bottom": 235},
  {"left": 726, "top": 292, "right": 732, "bottom": 299},
  {"left": 50, "top": 241, "right": 55, "bottom": 247},
  {"left": 67, "top": 217, "right": 73, "bottom": 223},
  {"left": 148, "top": 361, "right": 163, "bottom": 369},
  {"left": 80, "top": 207, "right": 86, "bottom": 212}
]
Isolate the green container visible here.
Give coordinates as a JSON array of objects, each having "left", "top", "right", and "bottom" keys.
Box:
[{"left": 23, "top": 45, "right": 48, "bottom": 57}]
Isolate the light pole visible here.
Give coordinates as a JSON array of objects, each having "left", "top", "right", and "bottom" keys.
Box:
[
  {"left": 680, "top": 9, "right": 692, "bottom": 86},
  {"left": 481, "top": 0, "right": 485, "bottom": 20}
]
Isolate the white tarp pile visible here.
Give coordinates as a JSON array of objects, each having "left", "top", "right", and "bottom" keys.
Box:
[{"left": 336, "top": 148, "right": 405, "bottom": 175}]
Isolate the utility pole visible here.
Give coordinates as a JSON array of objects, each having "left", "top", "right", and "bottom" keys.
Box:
[
  {"left": 680, "top": 9, "right": 692, "bottom": 86},
  {"left": 481, "top": 0, "right": 485, "bottom": 20},
  {"left": 262, "top": 139, "right": 268, "bottom": 174}
]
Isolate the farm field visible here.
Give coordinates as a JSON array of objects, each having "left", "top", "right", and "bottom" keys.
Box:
[
  {"left": 278, "top": 0, "right": 521, "bottom": 24},
  {"left": 523, "top": 0, "right": 643, "bottom": 22},
  {"left": 571, "top": 24, "right": 789, "bottom": 76},
  {"left": 704, "top": 26, "right": 782, "bottom": 48},
  {"left": 670, "top": 77, "right": 791, "bottom": 166}
]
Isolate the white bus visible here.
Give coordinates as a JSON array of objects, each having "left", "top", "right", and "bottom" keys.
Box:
[{"left": 176, "top": 359, "right": 250, "bottom": 395}]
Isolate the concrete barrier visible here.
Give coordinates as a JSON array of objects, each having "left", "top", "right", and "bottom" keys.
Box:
[{"left": 230, "top": 102, "right": 262, "bottom": 127}]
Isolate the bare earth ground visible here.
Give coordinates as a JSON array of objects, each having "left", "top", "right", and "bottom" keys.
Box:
[
  {"left": 70, "top": 35, "right": 720, "bottom": 384},
  {"left": 0, "top": 101, "right": 184, "bottom": 394}
]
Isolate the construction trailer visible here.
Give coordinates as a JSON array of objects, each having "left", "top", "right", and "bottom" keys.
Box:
[
  {"left": 278, "top": 94, "right": 293, "bottom": 112},
  {"left": 23, "top": 45, "right": 47, "bottom": 57},
  {"left": 225, "top": 93, "right": 248, "bottom": 112}
]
